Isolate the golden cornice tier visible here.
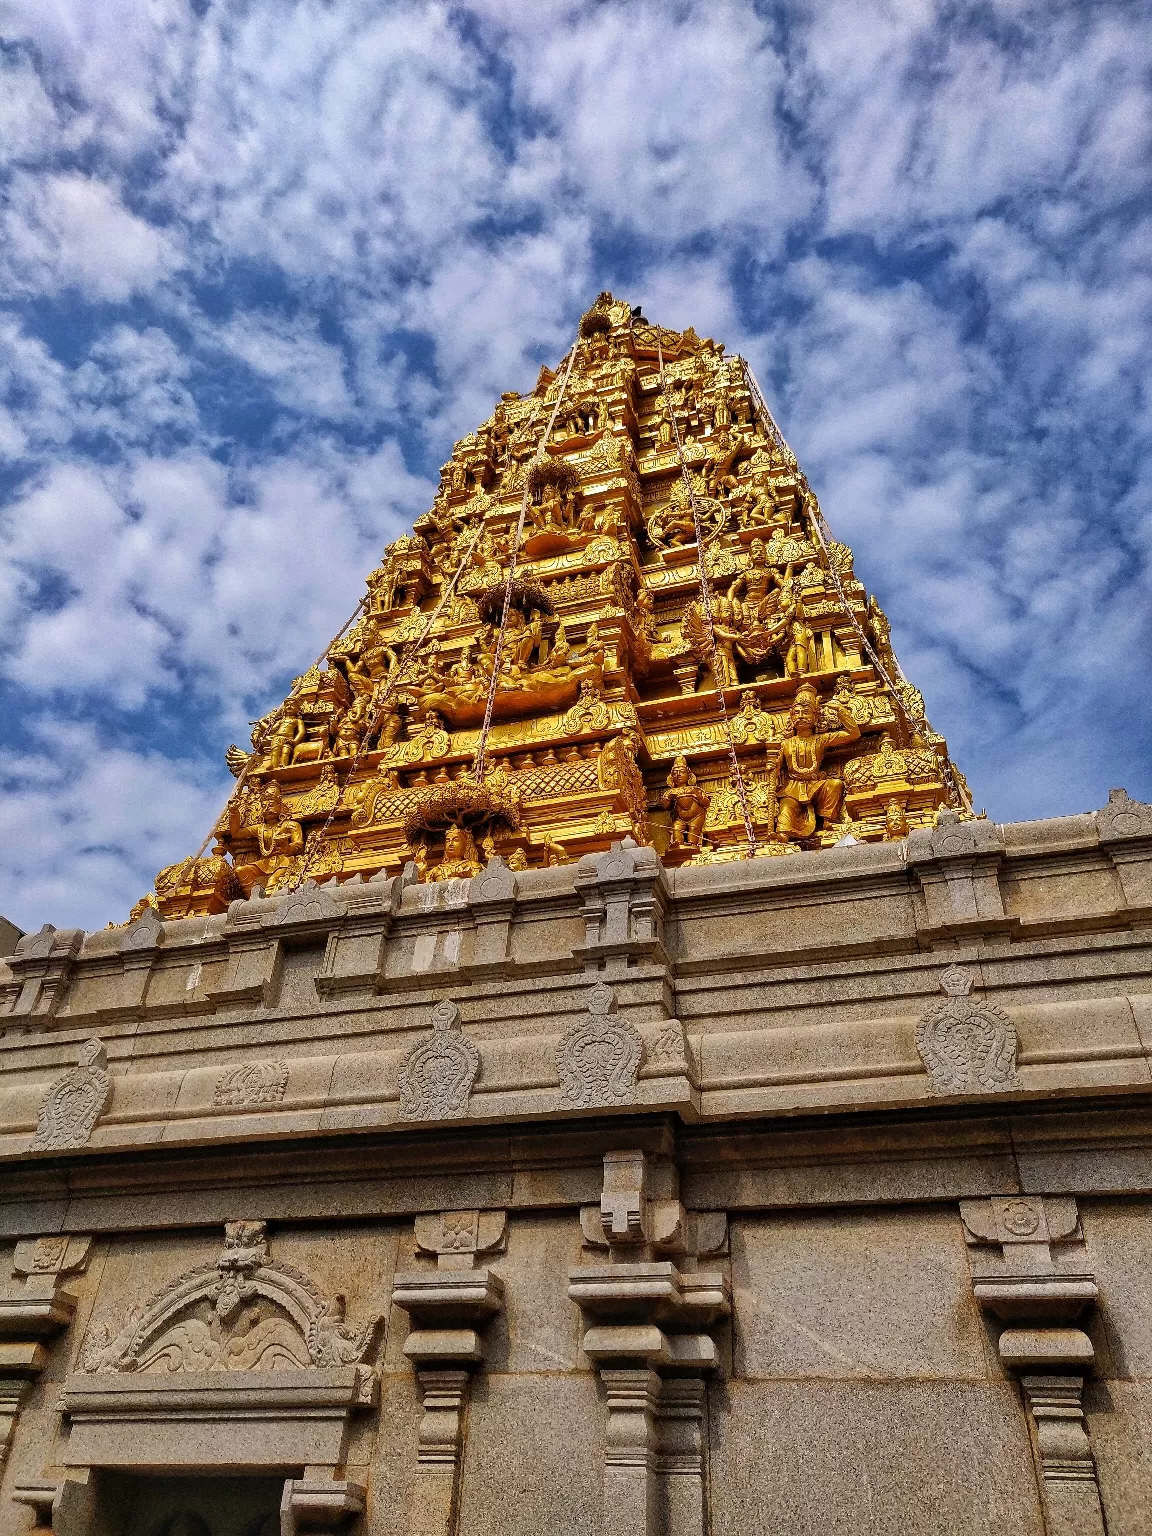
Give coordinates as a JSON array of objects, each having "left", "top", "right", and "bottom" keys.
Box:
[{"left": 137, "top": 293, "right": 972, "bottom": 922}]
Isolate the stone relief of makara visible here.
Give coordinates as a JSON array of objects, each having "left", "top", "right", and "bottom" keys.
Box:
[{"left": 77, "top": 1220, "right": 381, "bottom": 1399}]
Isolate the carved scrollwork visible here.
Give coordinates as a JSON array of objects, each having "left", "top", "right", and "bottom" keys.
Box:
[
  {"left": 31, "top": 1038, "right": 112, "bottom": 1152},
  {"left": 78, "top": 1220, "right": 381, "bottom": 1384},
  {"left": 915, "top": 967, "right": 1021, "bottom": 1096},
  {"left": 556, "top": 983, "right": 643, "bottom": 1109},
  {"left": 397, "top": 1000, "right": 480, "bottom": 1121}
]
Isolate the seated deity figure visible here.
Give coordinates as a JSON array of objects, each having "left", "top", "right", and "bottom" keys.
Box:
[
  {"left": 331, "top": 697, "right": 366, "bottom": 759},
  {"left": 775, "top": 682, "right": 860, "bottom": 842},
  {"left": 267, "top": 696, "right": 306, "bottom": 769},
  {"left": 426, "top": 824, "right": 484, "bottom": 882},
  {"left": 230, "top": 782, "right": 305, "bottom": 895},
  {"left": 662, "top": 756, "right": 711, "bottom": 850}
]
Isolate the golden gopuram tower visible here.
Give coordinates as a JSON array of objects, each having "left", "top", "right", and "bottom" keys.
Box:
[{"left": 146, "top": 292, "right": 972, "bottom": 921}]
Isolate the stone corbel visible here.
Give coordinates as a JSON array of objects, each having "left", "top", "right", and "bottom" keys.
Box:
[
  {"left": 0, "top": 1236, "right": 92, "bottom": 1473},
  {"left": 1094, "top": 787, "right": 1152, "bottom": 909},
  {"left": 391, "top": 1210, "right": 507, "bottom": 1536},
  {"left": 316, "top": 874, "right": 406, "bottom": 998},
  {"left": 10, "top": 1481, "right": 60, "bottom": 1531},
  {"left": 960, "top": 1195, "right": 1106, "bottom": 1536},
  {"left": 573, "top": 839, "right": 669, "bottom": 964},
  {"left": 570, "top": 1149, "right": 729, "bottom": 1536},
  {"left": 5, "top": 926, "right": 84, "bottom": 1019},
  {"left": 280, "top": 1475, "right": 366, "bottom": 1536},
  {"left": 906, "top": 812, "right": 1014, "bottom": 939}
]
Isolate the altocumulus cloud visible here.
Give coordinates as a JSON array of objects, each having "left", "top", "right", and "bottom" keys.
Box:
[{"left": 0, "top": 0, "right": 1149, "bottom": 929}]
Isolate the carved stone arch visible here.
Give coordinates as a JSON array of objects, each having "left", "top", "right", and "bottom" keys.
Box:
[{"left": 79, "top": 1223, "right": 377, "bottom": 1380}]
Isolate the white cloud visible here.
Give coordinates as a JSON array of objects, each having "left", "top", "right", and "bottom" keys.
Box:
[
  {"left": 0, "top": 445, "right": 432, "bottom": 712},
  {"left": 217, "top": 314, "right": 354, "bottom": 419},
  {"left": 1, "top": 173, "right": 181, "bottom": 302},
  {"left": 0, "top": 722, "right": 227, "bottom": 933},
  {"left": 0, "top": 0, "right": 1150, "bottom": 925}
]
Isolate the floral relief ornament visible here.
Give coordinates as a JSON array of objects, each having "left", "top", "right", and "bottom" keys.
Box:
[
  {"left": 556, "top": 982, "right": 644, "bottom": 1109},
  {"left": 915, "top": 966, "right": 1021, "bottom": 1097},
  {"left": 31, "top": 1038, "right": 112, "bottom": 1151},
  {"left": 79, "top": 1220, "right": 381, "bottom": 1394}
]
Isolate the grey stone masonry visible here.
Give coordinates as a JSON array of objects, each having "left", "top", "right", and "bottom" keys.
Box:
[{"left": 0, "top": 794, "right": 1150, "bottom": 1534}]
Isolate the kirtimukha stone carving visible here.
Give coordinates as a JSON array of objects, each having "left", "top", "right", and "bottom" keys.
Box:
[
  {"left": 213, "top": 1060, "right": 290, "bottom": 1108},
  {"left": 78, "top": 1219, "right": 380, "bottom": 1387},
  {"left": 31, "top": 1038, "right": 112, "bottom": 1151},
  {"left": 915, "top": 965, "right": 1020, "bottom": 1096},
  {"left": 398, "top": 999, "right": 479, "bottom": 1120},
  {"left": 557, "top": 981, "right": 643, "bottom": 1108}
]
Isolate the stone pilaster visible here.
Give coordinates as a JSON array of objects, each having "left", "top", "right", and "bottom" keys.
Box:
[
  {"left": 570, "top": 1149, "right": 728, "bottom": 1536},
  {"left": 657, "top": 1376, "right": 709, "bottom": 1536},
  {"left": 391, "top": 1210, "right": 506, "bottom": 1536},
  {"left": 0, "top": 1236, "right": 91, "bottom": 1472},
  {"left": 961, "top": 1195, "right": 1107, "bottom": 1535},
  {"left": 600, "top": 1366, "right": 661, "bottom": 1536},
  {"left": 1019, "top": 1376, "right": 1105, "bottom": 1536}
]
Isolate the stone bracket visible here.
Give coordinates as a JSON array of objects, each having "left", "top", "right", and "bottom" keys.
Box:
[{"left": 281, "top": 1477, "right": 366, "bottom": 1536}]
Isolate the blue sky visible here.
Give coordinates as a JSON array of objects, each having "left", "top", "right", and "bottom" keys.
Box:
[{"left": 1, "top": 0, "right": 1150, "bottom": 932}]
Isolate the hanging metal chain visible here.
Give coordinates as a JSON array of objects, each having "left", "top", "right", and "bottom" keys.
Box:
[
  {"left": 471, "top": 337, "right": 581, "bottom": 785},
  {"left": 655, "top": 333, "right": 758, "bottom": 855},
  {"left": 740, "top": 359, "right": 974, "bottom": 817}
]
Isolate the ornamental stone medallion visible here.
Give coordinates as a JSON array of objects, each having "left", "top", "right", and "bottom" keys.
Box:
[
  {"left": 556, "top": 982, "right": 643, "bottom": 1108},
  {"left": 915, "top": 965, "right": 1021, "bottom": 1096},
  {"left": 31, "top": 1037, "right": 112, "bottom": 1151},
  {"left": 397, "top": 999, "right": 480, "bottom": 1120}
]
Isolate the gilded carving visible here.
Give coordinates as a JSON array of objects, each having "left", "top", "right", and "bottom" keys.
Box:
[{"left": 136, "top": 291, "right": 969, "bottom": 918}]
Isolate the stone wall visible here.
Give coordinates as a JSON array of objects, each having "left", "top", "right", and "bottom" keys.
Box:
[{"left": 0, "top": 792, "right": 1150, "bottom": 1533}]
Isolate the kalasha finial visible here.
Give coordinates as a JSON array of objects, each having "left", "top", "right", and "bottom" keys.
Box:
[{"left": 579, "top": 292, "right": 616, "bottom": 337}]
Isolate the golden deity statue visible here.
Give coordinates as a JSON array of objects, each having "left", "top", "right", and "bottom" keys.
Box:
[
  {"left": 775, "top": 682, "right": 860, "bottom": 842},
  {"left": 136, "top": 292, "right": 971, "bottom": 919},
  {"left": 426, "top": 825, "right": 485, "bottom": 882},
  {"left": 662, "top": 757, "right": 711, "bottom": 851}
]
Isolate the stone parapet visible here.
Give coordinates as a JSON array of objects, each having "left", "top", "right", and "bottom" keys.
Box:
[{"left": 0, "top": 801, "right": 1149, "bottom": 1163}]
